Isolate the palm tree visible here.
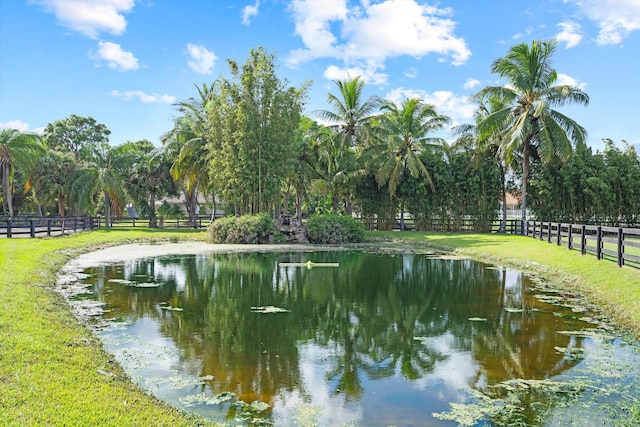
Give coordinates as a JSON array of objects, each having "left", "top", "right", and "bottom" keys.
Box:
[
  {"left": 162, "top": 116, "right": 210, "bottom": 225},
  {"left": 0, "top": 129, "right": 46, "bottom": 216},
  {"left": 313, "top": 76, "right": 380, "bottom": 213},
  {"left": 315, "top": 75, "right": 380, "bottom": 147},
  {"left": 313, "top": 126, "right": 360, "bottom": 214},
  {"left": 475, "top": 39, "right": 589, "bottom": 234},
  {"left": 453, "top": 94, "right": 512, "bottom": 232},
  {"left": 67, "top": 142, "right": 126, "bottom": 227},
  {"left": 366, "top": 98, "right": 450, "bottom": 230}
]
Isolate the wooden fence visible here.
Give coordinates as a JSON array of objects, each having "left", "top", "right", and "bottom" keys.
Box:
[
  {"left": 100, "top": 215, "right": 213, "bottom": 229},
  {"left": 0, "top": 216, "right": 98, "bottom": 238},
  {"left": 527, "top": 221, "right": 640, "bottom": 268},
  {"left": 360, "top": 217, "right": 522, "bottom": 234}
]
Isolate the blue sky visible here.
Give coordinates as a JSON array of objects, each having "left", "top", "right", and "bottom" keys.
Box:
[{"left": 1, "top": 0, "right": 639, "bottom": 152}]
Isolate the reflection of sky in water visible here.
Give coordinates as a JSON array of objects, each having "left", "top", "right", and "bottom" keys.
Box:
[{"left": 77, "top": 252, "right": 640, "bottom": 426}]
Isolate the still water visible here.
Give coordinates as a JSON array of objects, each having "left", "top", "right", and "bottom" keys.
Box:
[{"left": 74, "top": 250, "right": 639, "bottom": 426}]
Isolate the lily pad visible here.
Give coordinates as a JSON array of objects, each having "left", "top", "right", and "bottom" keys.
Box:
[
  {"left": 468, "top": 317, "right": 487, "bottom": 322},
  {"left": 251, "top": 306, "right": 290, "bottom": 314}
]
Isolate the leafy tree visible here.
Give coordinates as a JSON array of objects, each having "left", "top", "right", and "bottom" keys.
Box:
[
  {"left": 0, "top": 129, "right": 46, "bottom": 216},
  {"left": 206, "top": 47, "right": 308, "bottom": 215},
  {"left": 44, "top": 114, "right": 110, "bottom": 163},
  {"left": 366, "top": 98, "right": 450, "bottom": 230},
  {"left": 475, "top": 39, "right": 589, "bottom": 233}
]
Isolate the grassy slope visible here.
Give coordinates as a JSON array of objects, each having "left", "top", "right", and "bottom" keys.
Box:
[
  {"left": 0, "top": 229, "right": 213, "bottom": 427},
  {"left": 368, "top": 231, "right": 640, "bottom": 338},
  {"left": 1, "top": 229, "right": 639, "bottom": 426}
]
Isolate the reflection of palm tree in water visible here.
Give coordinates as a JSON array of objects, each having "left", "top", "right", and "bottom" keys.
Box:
[{"left": 469, "top": 271, "right": 586, "bottom": 386}]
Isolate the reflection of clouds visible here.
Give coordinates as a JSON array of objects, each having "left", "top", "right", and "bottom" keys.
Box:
[
  {"left": 413, "top": 333, "right": 478, "bottom": 403},
  {"left": 273, "top": 343, "right": 363, "bottom": 426},
  {"left": 123, "top": 258, "right": 188, "bottom": 291}
]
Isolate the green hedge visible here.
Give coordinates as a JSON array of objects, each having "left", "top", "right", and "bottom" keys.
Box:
[
  {"left": 208, "top": 213, "right": 275, "bottom": 244},
  {"left": 307, "top": 214, "right": 364, "bottom": 244}
]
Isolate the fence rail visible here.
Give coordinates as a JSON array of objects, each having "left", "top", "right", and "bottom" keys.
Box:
[
  {"left": 527, "top": 220, "right": 640, "bottom": 268},
  {"left": 0, "top": 216, "right": 98, "bottom": 238}
]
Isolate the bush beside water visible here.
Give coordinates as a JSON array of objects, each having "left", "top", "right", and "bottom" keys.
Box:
[
  {"left": 208, "top": 214, "right": 275, "bottom": 244},
  {"left": 306, "top": 214, "right": 364, "bottom": 244}
]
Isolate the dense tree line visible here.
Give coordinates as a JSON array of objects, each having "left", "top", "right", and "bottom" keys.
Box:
[{"left": 1, "top": 41, "right": 638, "bottom": 228}]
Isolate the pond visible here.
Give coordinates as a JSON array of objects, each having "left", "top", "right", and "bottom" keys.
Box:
[{"left": 63, "top": 248, "right": 640, "bottom": 426}]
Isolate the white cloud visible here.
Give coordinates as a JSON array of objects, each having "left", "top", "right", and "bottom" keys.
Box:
[
  {"left": 33, "top": 0, "right": 134, "bottom": 39},
  {"left": 556, "top": 21, "right": 583, "bottom": 48},
  {"left": 404, "top": 67, "right": 418, "bottom": 79},
  {"left": 111, "top": 90, "right": 176, "bottom": 104},
  {"left": 287, "top": 0, "right": 470, "bottom": 77},
  {"left": 0, "top": 120, "right": 30, "bottom": 132},
  {"left": 463, "top": 78, "right": 481, "bottom": 90},
  {"left": 570, "top": 0, "right": 640, "bottom": 45},
  {"left": 242, "top": 0, "right": 260, "bottom": 25},
  {"left": 186, "top": 43, "right": 216, "bottom": 74},
  {"left": 323, "top": 64, "right": 388, "bottom": 86},
  {"left": 90, "top": 41, "right": 139, "bottom": 71},
  {"left": 385, "top": 87, "right": 476, "bottom": 125},
  {"left": 0, "top": 120, "right": 45, "bottom": 134},
  {"left": 556, "top": 73, "right": 587, "bottom": 91}
]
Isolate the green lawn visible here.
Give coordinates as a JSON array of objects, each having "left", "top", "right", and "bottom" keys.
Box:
[
  {"left": 1, "top": 228, "right": 639, "bottom": 426},
  {"left": 0, "top": 229, "right": 214, "bottom": 427}
]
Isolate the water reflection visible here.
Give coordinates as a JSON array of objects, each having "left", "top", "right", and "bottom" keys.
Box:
[{"left": 83, "top": 251, "right": 598, "bottom": 426}]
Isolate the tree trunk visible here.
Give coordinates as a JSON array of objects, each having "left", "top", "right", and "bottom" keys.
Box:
[
  {"left": 332, "top": 193, "right": 339, "bottom": 214},
  {"left": 521, "top": 138, "right": 530, "bottom": 235},
  {"left": 499, "top": 163, "right": 506, "bottom": 233},
  {"left": 295, "top": 185, "right": 303, "bottom": 221},
  {"left": 58, "top": 195, "right": 66, "bottom": 217},
  {"left": 148, "top": 190, "right": 158, "bottom": 228},
  {"left": 345, "top": 193, "right": 353, "bottom": 216},
  {"left": 2, "top": 164, "right": 13, "bottom": 216},
  {"left": 400, "top": 198, "right": 405, "bottom": 231},
  {"left": 104, "top": 192, "right": 111, "bottom": 228}
]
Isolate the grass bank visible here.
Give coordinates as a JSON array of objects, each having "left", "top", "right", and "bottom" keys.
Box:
[
  {"left": 368, "top": 231, "right": 640, "bottom": 338},
  {"left": 2, "top": 229, "right": 639, "bottom": 426},
  {"left": 0, "top": 229, "right": 213, "bottom": 427}
]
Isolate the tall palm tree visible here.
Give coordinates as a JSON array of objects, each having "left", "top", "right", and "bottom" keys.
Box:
[
  {"left": 315, "top": 76, "right": 380, "bottom": 147},
  {"left": 453, "top": 94, "right": 512, "bottom": 232},
  {"left": 0, "top": 129, "right": 46, "bottom": 216},
  {"left": 162, "top": 116, "right": 209, "bottom": 224},
  {"left": 313, "top": 76, "right": 380, "bottom": 213},
  {"left": 475, "top": 39, "right": 589, "bottom": 233},
  {"left": 366, "top": 98, "right": 450, "bottom": 230}
]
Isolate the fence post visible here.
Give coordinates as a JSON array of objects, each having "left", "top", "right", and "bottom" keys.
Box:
[
  {"left": 47, "top": 218, "right": 52, "bottom": 236},
  {"left": 596, "top": 226, "right": 603, "bottom": 260},
  {"left": 617, "top": 228, "right": 624, "bottom": 267},
  {"left": 532, "top": 221, "right": 536, "bottom": 238},
  {"left": 7, "top": 219, "right": 12, "bottom": 238},
  {"left": 568, "top": 225, "right": 573, "bottom": 250},
  {"left": 581, "top": 225, "right": 586, "bottom": 254},
  {"left": 30, "top": 220, "right": 35, "bottom": 238},
  {"left": 556, "top": 223, "right": 562, "bottom": 246}
]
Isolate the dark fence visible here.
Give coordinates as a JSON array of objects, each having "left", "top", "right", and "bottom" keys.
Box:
[
  {"left": 0, "top": 216, "right": 98, "bottom": 238},
  {"left": 100, "top": 215, "right": 214, "bottom": 229},
  {"left": 359, "top": 217, "right": 522, "bottom": 234},
  {"left": 527, "top": 220, "right": 640, "bottom": 268}
]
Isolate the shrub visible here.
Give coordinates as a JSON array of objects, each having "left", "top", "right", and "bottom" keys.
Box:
[
  {"left": 208, "top": 213, "right": 275, "bottom": 244},
  {"left": 306, "top": 214, "right": 364, "bottom": 244}
]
